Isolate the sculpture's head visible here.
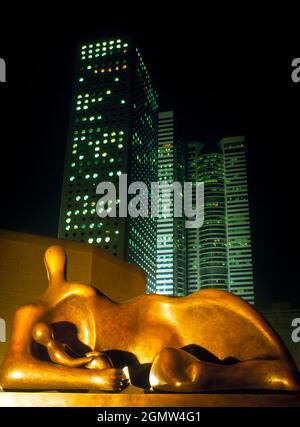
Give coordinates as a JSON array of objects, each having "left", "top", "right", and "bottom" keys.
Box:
[
  {"left": 44, "top": 245, "right": 66, "bottom": 284},
  {"left": 32, "top": 322, "right": 53, "bottom": 346}
]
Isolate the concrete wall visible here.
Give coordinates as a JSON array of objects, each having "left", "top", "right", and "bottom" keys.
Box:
[{"left": 0, "top": 229, "right": 146, "bottom": 363}]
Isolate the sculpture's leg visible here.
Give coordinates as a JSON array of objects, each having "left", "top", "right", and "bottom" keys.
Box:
[{"left": 149, "top": 347, "right": 300, "bottom": 392}]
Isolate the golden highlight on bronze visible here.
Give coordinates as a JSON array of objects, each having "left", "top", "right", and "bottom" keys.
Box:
[{"left": 0, "top": 245, "right": 299, "bottom": 392}]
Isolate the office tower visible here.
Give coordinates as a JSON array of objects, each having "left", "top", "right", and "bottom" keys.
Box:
[
  {"left": 186, "top": 142, "right": 202, "bottom": 293},
  {"left": 186, "top": 137, "right": 254, "bottom": 304},
  {"left": 58, "top": 37, "right": 158, "bottom": 293},
  {"left": 186, "top": 143, "right": 228, "bottom": 294},
  {"left": 220, "top": 136, "right": 254, "bottom": 304},
  {"left": 155, "top": 111, "right": 186, "bottom": 295}
]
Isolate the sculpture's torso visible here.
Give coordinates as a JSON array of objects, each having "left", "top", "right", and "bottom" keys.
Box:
[{"left": 41, "top": 285, "right": 288, "bottom": 365}]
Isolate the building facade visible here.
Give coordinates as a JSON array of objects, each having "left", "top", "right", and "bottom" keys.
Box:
[
  {"left": 58, "top": 37, "right": 158, "bottom": 292},
  {"left": 186, "top": 136, "right": 254, "bottom": 304},
  {"left": 220, "top": 136, "right": 254, "bottom": 304},
  {"left": 155, "top": 111, "right": 186, "bottom": 295}
]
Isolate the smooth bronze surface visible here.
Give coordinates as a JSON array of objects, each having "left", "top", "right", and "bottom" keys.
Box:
[{"left": 0, "top": 245, "right": 299, "bottom": 393}]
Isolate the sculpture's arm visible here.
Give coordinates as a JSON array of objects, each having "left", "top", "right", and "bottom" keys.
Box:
[
  {"left": 0, "top": 304, "right": 127, "bottom": 391},
  {"left": 31, "top": 322, "right": 113, "bottom": 369},
  {"left": 31, "top": 322, "right": 97, "bottom": 368}
]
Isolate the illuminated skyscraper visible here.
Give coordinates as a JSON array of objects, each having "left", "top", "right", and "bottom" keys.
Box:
[
  {"left": 155, "top": 111, "right": 186, "bottom": 295},
  {"left": 186, "top": 143, "right": 228, "bottom": 293},
  {"left": 220, "top": 136, "right": 254, "bottom": 304},
  {"left": 58, "top": 37, "right": 158, "bottom": 292},
  {"left": 186, "top": 137, "right": 254, "bottom": 304}
]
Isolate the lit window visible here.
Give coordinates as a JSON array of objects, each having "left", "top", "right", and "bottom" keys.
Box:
[
  {"left": 96, "top": 237, "right": 102, "bottom": 243},
  {"left": 102, "top": 152, "right": 107, "bottom": 157},
  {"left": 69, "top": 176, "right": 75, "bottom": 181},
  {"left": 106, "top": 90, "right": 111, "bottom": 95},
  {"left": 88, "top": 238, "right": 94, "bottom": 244},
  {"left": 105, "top": 237, "right": 110, "bottom": 243},
  {"left": 120, "top": 99, "right": 126, "bottom": 104}
]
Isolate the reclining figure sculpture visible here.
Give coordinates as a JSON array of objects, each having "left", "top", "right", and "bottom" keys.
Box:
[{"left": 0, "top": 245, "right": 299, "bottom": 392}]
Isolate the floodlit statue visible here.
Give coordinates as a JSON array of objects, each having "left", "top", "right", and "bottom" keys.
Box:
[{"left": 0, "top": 245, "right": 299, "bottom": 392}]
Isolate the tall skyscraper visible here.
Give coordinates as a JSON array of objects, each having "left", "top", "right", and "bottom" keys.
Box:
[
  {"left": 58, "top": 37, "right": 158, "bottom": 292},
  {"left": 220, "top": 136, "right": 254, "bottom": 304},
  {"left": 186, "top": 143, "right": 228, "bottom": 294},
  {"left": 155, "top": 111, "right": 186, "bottom": 295},
  {"left": 186, "top": 137, "right": 254, "bottom": 304}
]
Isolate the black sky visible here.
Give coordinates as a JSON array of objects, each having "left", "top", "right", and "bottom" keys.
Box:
[{"left": 0, "top": 13, "right": 299, "bottom": 308}]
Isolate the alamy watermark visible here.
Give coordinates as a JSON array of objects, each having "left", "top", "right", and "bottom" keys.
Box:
[
  {"left": 0, "top": 58, "right": 6, "bottom": 83},
  {"left": 95, "top": 174, "right": 204, "bottom": 229},
  {"left": 291, "top": 58, "right": 300, "bottom": 83},
  {"left": 291, "top": 318, "right": 300, "bottom": 343},
  {"left": 0, "top": 318, "right": 6, "bottom": 342}
]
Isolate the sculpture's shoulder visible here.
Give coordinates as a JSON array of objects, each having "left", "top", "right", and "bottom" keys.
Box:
[
  {"left": 14, "top": 301, "right": 45, "bottom": 319},
  {"left": 64, "top": 282, "right": 99, "bottom": 299}
]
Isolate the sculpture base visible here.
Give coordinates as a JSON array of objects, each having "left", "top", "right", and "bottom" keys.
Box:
[{"left": 1, "top": 386, "right": 300, "bottom": 407}]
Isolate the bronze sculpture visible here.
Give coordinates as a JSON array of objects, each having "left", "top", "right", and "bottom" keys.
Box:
[{"left": 0, "top": 245, "right": 299, "bottom": 392}]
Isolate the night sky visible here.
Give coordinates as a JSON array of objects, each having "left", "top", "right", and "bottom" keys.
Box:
[{"left": 0, "top": 14, "right": 299, "bottom": 308}]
